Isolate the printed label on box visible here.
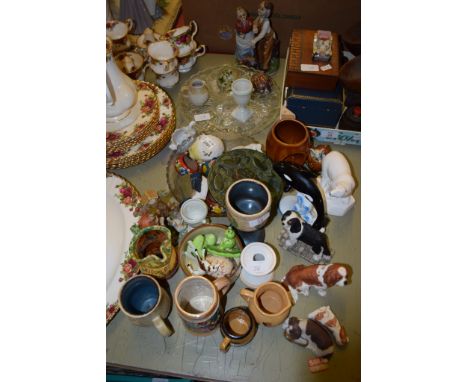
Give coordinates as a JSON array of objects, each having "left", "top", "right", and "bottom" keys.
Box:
[
  {"left": 300, "top": 64, "right": 319, "bottom": 72},
  {"left": 320, "top": 64, "right": 333, "bottom": 71}
]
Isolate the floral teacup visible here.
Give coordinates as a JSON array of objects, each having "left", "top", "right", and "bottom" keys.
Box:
[
  {"left": 166, "top": 20, "right": 198, "bottom": 58},
  {"left": 106, "top": 19, "right": 134, "bottom": 53},
  {"left": 148, "top": 40, "right": 178, "bottom": 75},
  {"left": 178, "top": 42, "right": 206, "bottom": 73}
]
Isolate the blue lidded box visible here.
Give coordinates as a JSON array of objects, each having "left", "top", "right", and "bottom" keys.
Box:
[{"left": 286, "top": 85, "right": 344, "bottom": 128}]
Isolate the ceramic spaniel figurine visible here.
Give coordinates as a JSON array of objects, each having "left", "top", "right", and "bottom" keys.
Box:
[
  {"left": 283, "top": 306, "right": 349, "bottom": 373},
  {"left": 281, "top": 211, "right": 331, "bottom": 263},
  {"left": 283, "top": 263, "right": 350, "bottom": 301},
  {"left": 318, "top": 151, "right": 356, "bottom": 217}
]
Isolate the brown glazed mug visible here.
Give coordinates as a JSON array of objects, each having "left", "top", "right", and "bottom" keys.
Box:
[
  {"left": 174, "top": 275, "right": 230, "bottom": 335},
  {"left": 265, "top": 119, "right": 311, "bottom": 166},
  {"left": 240, "top": 281, "right": 294, "bottom": 327},
  {"left": 118, "top": 274, "right": 173, "bottom": 336},
  {"left": 220, "top": 306, "right": 257, "bottom": 352}
]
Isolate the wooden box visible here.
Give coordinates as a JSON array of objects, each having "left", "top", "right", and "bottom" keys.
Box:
[{"left": 285, "top": 29, "right": 341, "bottom": 91}]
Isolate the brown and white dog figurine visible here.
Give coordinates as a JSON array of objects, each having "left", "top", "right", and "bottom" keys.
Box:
[
  {"left": 283, "top": 263, "right": 350, "bottom": 301},
  {"left": 283, "top": 306, "right": 349, "bottom": 373}
]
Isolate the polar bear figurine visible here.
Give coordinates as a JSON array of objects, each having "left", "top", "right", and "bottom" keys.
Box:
[{"left": 318, "top": 151, "right": 356, "bottom": 216}]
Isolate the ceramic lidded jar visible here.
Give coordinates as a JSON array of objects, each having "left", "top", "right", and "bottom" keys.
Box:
[
  {"left": 129, "top": 225, "right": 178, "bottom": 279},
  {"left": 240, "top": 242, "right": 277, "bottom": 288},
  {"left": 225, "top": 179, "right": 272, "bottom": 232},
  {"left": 265, "top": 119, "right": 311, "bottom": 166}
]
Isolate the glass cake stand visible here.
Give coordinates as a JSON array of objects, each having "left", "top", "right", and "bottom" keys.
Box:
[{"left": 176, "top": 64, "right": 282, "bottom": 141}]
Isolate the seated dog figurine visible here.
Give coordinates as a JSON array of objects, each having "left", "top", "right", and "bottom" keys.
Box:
[
  {"left": 283, "top": 263, "right": 350, "bottom": 301},
  {"left": 281, "top": 210, "right": 331, "bottom": 263},
  {"left": 283, "top": 306, "right": 349, "bottom": 373}
]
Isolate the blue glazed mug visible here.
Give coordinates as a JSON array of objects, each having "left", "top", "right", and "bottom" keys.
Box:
[
  {"left": 174, "top": 275, "right": 229, "bottom": 335},
  {"left": 118, "top": 274, "right": 173, "bottom": 336}
]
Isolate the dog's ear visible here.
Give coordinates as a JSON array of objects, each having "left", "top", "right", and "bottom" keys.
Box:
[{"left": 289, "top": 218, "right": 302, "bottom": 233}]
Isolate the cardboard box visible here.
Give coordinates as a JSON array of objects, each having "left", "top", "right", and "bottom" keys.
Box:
[{"left": 181, "top": 0, "right": 361, "bottom": 58}]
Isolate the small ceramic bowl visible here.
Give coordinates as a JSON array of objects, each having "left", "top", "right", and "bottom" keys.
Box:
[{"left": 177, "top": 224, "right": 243, "bottom": 285}]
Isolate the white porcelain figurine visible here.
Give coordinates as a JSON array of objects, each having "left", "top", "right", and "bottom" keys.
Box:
[{"left": 318, "top": 151, "right": 356, "bottom": 216}]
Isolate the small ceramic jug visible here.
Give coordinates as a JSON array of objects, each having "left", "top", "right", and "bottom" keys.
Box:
[
  {"left": 240, "top": 281, "right": 293, "bottom": 327},
  {"left": 129, "top": 225, "right": 178, "bottom": 279},
  {"left": 174, "top": 275, "right": 230, "bottom": 335},
  {"left": 181, "top": 79, "right": 209, "bottom": 107}
]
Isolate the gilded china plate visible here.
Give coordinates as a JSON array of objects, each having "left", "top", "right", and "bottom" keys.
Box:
[
  {"left": 106, "top": 173, "right": 141, "bottom": 324},
  {"left": 106, "top": 83, "right": 176, "bottom": 169}
]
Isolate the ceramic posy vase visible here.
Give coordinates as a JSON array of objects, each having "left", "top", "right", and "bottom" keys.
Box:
[{"left": 129, "top": 225, "right": 178, "bottom": 279}]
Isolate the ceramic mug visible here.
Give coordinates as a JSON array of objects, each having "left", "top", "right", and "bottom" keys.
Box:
[
  {"left": 219, "top": 306, "right": 257, "bottom": 352},
  {"left": 174, "top": 275, "right": 230, "bottom": 335},
  {"left": 265, "top": 119, "right": 311, "bottom": 166},
  {"left": 129, "top": 225, "right": 178, "bottom": 279},
  {"left": 180, "top": 198, "right": 208, "bottom": 227},
  {"left": 225, "top": 179, "right": 272, "bottom": 232},
  {"left": 181, "top": 79, "right": 209, "bottom": 107},
  {"left": 118, "top": 274, "right": 173, "bottom": 336},
  {"left": 178, "top": 42, "right": 206, "bottom": 73},
  {"left": 240, "top": 281, "right": 293, "bottom": 327}
]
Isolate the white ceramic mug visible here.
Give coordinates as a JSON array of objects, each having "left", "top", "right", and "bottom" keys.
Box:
[{"left": 180, "top": 199, "right": 208, "bottom": 228}]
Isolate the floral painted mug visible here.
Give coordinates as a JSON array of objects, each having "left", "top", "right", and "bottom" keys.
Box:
[{"left": 166, "top": 20, "right": 199, "bottom": 58}]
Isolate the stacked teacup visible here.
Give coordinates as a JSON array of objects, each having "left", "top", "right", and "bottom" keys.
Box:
[
  {"left": 166, "top": 21, "right": 207, "bottom": 74},
  {"left": 147, "top": 40, "right": 180, "bottom": 88}
]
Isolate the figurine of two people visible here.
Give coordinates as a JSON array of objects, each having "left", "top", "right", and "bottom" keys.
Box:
[{"left": 235, "top": 1, "right": 279, "bottom": 74}]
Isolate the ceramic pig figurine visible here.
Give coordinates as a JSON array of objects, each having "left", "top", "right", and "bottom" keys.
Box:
[
  {"left": 283, "top": 306, "right": 349, "bottom": 373},
  {"left": 282, "top": 263, "right": 350, "bottom": 301}
]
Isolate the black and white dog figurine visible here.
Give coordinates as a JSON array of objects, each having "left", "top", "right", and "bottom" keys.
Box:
[{"left": 281, "top": 210, "right": 331, "bottom": 262}]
